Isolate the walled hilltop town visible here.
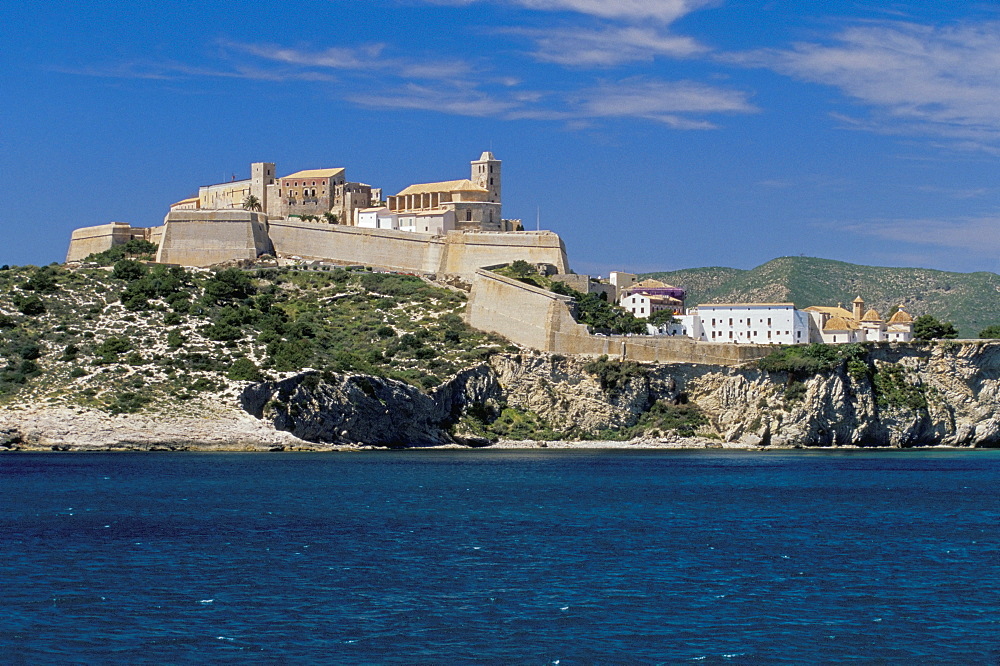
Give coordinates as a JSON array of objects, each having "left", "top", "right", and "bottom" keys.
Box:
[{"left": 66, "top": 152, "right": 913, "bottom": 366}]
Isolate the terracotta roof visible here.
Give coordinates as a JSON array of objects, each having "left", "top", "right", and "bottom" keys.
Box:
[
  {"left": 824, "top": 316, "right": 858, "bottom": 331},
  {"left": 861, "top": 308, "right": 882, "bottom": 322},
  {"left": 632, "top": 278, "right": 673, "bottom": 290},
  {"left": 853, "top": 296, "right": 865, "bottom": 303},
  {"left": 805, "top": 306, "right": 855, "bottom": 319},
  {"left": 888, "top": 308, "right": 913, "bottom": 324},
  {"left": 281, "top": 168, "right": 345, "bottom": 180},
  {"left": 394, "top": 179, "right": 489, "bottom": 196}
]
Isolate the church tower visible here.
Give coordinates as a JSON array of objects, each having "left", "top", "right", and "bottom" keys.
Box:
[
  {"left": 251, "top": 162, "right": 276, "bottom": 212},
  {"left": 471, "top": 151, "right": 501, "bottom": 204}
]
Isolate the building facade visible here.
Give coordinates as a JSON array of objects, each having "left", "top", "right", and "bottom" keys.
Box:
[{"left": 675, "top": 304, "right": 810, "bottom": 345}]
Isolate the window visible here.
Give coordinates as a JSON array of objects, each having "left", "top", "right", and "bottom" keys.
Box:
[
  {"left": 466, "top": 210, "right": 472, "bottom": 221},
  {"left": 767, "top": 318, "right": 772, "bottom": 326},
  {"left": 729, "top": 331, "right": 733, "bottom": 339},
  {"left": 729, "top": 318, "right": 733, "bottom": 326}
]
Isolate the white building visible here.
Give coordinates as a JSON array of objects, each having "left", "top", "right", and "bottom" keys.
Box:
[
  {"left": 621, "top": 292, "right": 680, "bottom": 319},
  {"left": 805, "top": 298, "right": 914, "bottom": 344},
  {"left": 676, "top": 303, "right": 810, "bottom": 345},
  {"left": 357, "top": 207, "right": 399, "bottom": 230}
]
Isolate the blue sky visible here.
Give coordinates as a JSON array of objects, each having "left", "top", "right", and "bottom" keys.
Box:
[{"left": 4, "top": 1, "right": 1000, "bottom": 275}]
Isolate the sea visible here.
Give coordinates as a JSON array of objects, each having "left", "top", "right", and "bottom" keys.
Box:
[{"left": 2, "top": 449, "right": 999, "bottom": 664}]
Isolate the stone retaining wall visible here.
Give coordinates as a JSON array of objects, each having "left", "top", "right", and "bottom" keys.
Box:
[{"left": 467, "top": 269, "right": 773, "bottom": 366}]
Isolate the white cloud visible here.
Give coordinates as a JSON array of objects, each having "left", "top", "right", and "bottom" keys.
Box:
[
  {"left": 841, "top": 215, "right": 1000, "bottom": 253},
  {"left": 510, "top": 25, "right": 707, "bottom": 67},
  {"left": 424, "top": 0, "right": 715, "bottom": 22},
  {"left": 229, "top": 41, "right": 472, "bottom": 80},
  {"left": 575, "top": 78, "right": 756, "bottom": 123},
  {"left": 731, "top": 21, "right": 1000, "bottom": 148}
]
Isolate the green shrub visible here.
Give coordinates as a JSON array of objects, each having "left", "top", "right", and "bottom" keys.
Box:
[
  {"left": 112, "top": 259, "right": 148, "bottom": 281},
  {"left": 105, "top": 391, "right": 151, "bottom": 414},
  {"left": 203, "top": 268, "right": 255, "bottom": 304},
  {"left": 784, "top": 381, "right": 808, "bottom": 403},
  {"left": 166, "top": 329, "right": 185, "bottom": 349},
  {"left": 583, "top": 354, "right": 647, "bottom": 392},
  {"left": 873, "top": 364, "right": 928, "bottom": 410},
  {"left": 979, "top": 325, "right": 1000, "bottom": 339},
  {"left": 13, "top": 295, "right": 45, "bottom": 316},
  {"left": 227, "top": 358, "right": 263, "bottom": 382}
]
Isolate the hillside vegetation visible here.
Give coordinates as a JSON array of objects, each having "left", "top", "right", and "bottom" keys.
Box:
[
  {"left": 644, "top": 256, "right": 1000, "bottom": 337},
  {"left": 0, "top": 262, "right": 510, "bottom": 415}
]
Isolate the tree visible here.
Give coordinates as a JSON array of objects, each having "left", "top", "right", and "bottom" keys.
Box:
[
  {"left": 647, "top": 309, "right": 678, "bottom": 327},
  {"left": 913, "top": 314, "right": 959, "bottom": 341},
  {"left": 980, "top": 325, "right": 1000, "bottom": 339},
  {"left": 508, "top": 260, "right": 535, "bottom": 278},
  {"left": 242, "top": 194, "right": 262, "bottom": 211},
  {"left": 323, "top": 211, "right": 339, "bottom": 224}
]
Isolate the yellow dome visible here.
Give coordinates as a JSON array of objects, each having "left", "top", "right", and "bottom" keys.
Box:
[
  {"left": 889, "top": 308, "right": 913, "bottom": 324},
  {"left": 824, "top": 316, "right": 857, "bottom": 331},
  {"left": 861, "top": 308, "right": 882, "bottom": 322}
]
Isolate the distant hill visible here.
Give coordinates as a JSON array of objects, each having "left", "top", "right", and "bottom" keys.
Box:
[{"left": 642, "top": 256, "right": 1000, "bottom": 338}]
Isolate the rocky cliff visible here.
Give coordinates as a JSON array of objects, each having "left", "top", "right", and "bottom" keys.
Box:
[{"left": 239, "top": 341, "right": 1000, "bottom": 448}]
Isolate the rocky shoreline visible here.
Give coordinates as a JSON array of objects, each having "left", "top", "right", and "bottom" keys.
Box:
[{"left": 0, "top": 406, "right": 987, "bottom": 453}]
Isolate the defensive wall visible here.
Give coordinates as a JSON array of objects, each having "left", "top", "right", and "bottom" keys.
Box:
[
  {"left": 155, "top": 210, "right": 272, "bottom": 267},
  {"left": 466, "top": 269, "right": 773, "bottom": 366},
  {"left": 267, "top": 218, "right": 569, "bottom": 276},
  {"left": 66, "top": 222, "right": 160, "bottom": 263}
]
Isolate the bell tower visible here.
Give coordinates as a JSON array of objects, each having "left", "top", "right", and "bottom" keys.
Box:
[
  {"left": 251, "top": 162, "right": 276, "bottom": 212},
  {"left": 471, "top": 151, "right": 501, "bottom": 204}
]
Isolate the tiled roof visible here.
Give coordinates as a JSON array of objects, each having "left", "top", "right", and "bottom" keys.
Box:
[
  {"left": 395, "top": 179, "right": 488, "bottom": 196},
  {"left": 281, "top": 168, "right": 345, "bottom": 180}
]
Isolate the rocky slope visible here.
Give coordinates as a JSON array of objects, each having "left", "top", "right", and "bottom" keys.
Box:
[
  {"left": 235, "top": 341, "right": 1000, "bottom": 449},
  {"left": 4, "top": 341, "right": 999, "bottom": 450}
]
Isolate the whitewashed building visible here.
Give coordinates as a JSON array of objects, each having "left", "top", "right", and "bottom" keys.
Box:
[
  {"left": 676, "top": 303, "right": 810, "bottom": 345},
  {"left": 621, "top": 292, "right": 682, "bottom": 319}
]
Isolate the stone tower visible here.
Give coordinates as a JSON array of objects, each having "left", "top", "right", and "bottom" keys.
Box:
[
  {"left": 251, "top": 162, "right": 276, "bottom": 212},
  {"left": 471, "top": 151, "right": 501, "bottom": 204}
]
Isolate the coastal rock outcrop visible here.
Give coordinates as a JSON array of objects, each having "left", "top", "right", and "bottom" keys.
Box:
[{"left": 240, "top": 342, "right": 1000, "bottom": 448}]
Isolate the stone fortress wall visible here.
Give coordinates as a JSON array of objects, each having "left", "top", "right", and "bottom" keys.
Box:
[
  {"left": 267, "top": 218, "right": 569, "bottom": 275},
  {"left": 466, "top": 269, "right": 771, "bottom": 366},
  {"left": 65, "top": 222, "right": 160, "bottom": 263}
]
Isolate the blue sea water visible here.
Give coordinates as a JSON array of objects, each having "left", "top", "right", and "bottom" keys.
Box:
[{"left": 2, "top": 450, "right": 1000, "bottom": 664}]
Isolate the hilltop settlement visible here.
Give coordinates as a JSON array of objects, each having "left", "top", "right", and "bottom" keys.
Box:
[
  {"left": 0, "top": 151, "right": 996, "bottom": 451},
  {"left": 66, "top": 152, "right": 918, "bottom": 361}
]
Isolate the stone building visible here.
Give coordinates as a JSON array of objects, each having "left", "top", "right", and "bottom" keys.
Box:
[
  {"left": 387, "top": 152, "right": 507, "bottom": 231},
  {"left": 170, "top": 162, "right": 276, "bottom": 214},
  {"left": 268, "top": 167, "right": 374, "bottom": 224}
]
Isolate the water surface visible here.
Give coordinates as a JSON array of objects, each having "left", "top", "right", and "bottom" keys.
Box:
[{"left": 2, "top": 449, "right": 999, "bottom": 663}]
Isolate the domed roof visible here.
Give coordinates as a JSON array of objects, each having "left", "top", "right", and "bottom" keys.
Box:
[
  {"left": 889, "top": 308, "right": 913, "bottom": 324},
  {"left": 824, "top": 316, "right": 857, "bottom": 331},
  {"left": 861, "top": 308, "right": 882, "bottom": 322}
]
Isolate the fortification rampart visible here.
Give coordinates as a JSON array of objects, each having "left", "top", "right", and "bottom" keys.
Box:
[
  {"left": 267, "top": 219, "right": 569, "bottom": 276},
  {"left": 156, "top": 210, "right": 272, "bottom": 267},
  {"left": 466, "top": 269, "right": 772, "bottom": 366},
  {"left": 66, "top": 222, "right": 156, "bottom": 263}
]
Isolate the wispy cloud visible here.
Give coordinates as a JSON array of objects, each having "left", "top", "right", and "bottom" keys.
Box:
[
  {"left": 424, "top": 0, "right": 715, "bottom": 23},
  {"left": 841, "top": 215, "right": 1000, "bottom": 253},
  {"left": 572, "top": 78, "right": 756, "bottom": 127},
  {"left": 730, "top": 21, "right": 1000, "bottom": 149},
  {"left": 507, "top": 25, "right": 707, "bottom": 67},
  {"left": 227, "top": 41, "right": 473, "bottom": 80}
]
